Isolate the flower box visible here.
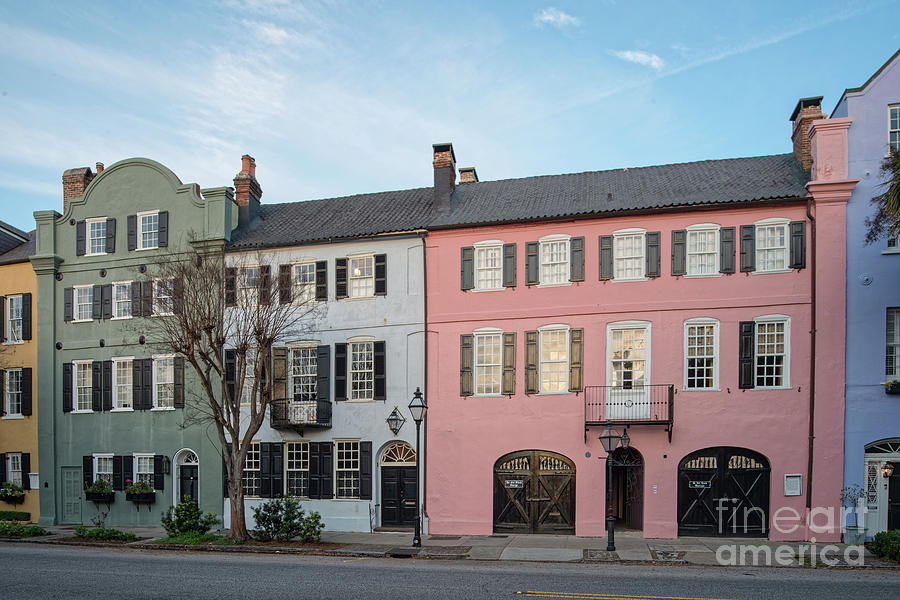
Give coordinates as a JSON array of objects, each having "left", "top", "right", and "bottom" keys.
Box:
[
  {"left": 85, "top": 491, "right": 115, "bottom": 503},
  {"left": 885, "top": 386, "right": 900, "bottom": 395},
  {"left": 125, "top": 492, "right": 156, "bottom": 504},
  {"left": 0, "top": 493, "right": 25, "bottom": 505}
]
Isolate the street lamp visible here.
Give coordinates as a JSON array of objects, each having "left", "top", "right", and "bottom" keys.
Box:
[
  {"left": 883, "top": 462, "right": 895, "bottom": 478},
  {"left": 408, "top": 387, "right": 427, "bottom": 548},
  {"left": 598, "top": 424, "right": 628, "bottom": 551}
]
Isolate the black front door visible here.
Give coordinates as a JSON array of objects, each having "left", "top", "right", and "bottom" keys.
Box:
[
  {"left": 609, "top": 448, "right": 643, "bottom": 530},
  {"left": 381, "top": 466, "right": 417, "bottom": 527},
  {"left": 179, "top": 465, "right": 199, "bottom": 503},
  {"left": 889, "top": 466, "right": 900, "bottom": 531}
]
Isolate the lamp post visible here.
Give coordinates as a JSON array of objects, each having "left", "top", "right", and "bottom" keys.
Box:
[
  {"left": 598, "top": 425, "right": 629, "bottom": 551},
  {"left": 408, "top": 387, "right": 427, "bottom": 548}
]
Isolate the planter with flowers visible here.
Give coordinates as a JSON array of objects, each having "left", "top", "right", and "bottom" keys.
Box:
[
  {"left": 124, "top": 480, "right": 155, "bottom": 504},
  {"left": 0, "top": 483, "right": 25, "bottom": 505},
  {"left": 884, "top": 380, "right": 900, "bottom": 395},
  {"left": 84, "top": 480, "right": 115, "bottom": 504}
]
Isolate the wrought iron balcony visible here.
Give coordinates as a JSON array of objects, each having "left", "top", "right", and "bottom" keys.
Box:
[
  {"left": 584, "top": 384, "right": 674, "bottom": 442},
  {"left": 270, "top": 397, "right": 332, "bottom": 431}
]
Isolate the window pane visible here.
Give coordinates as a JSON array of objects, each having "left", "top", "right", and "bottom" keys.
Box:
[
  {"left": 756, "top": 225, "right": 787, "bottom": 272},
  {"left": 336, "top": 441, "right": 360, "bottom": 498},
  {"left": 540, "top": 240, "right": 569, "bottom": 285},
  {"left": 286, "top": 442, "right": 310, "bottom": 497},
  {"left": 294, "top": 263, "right": 316, "bottom": 302},
  {"left": 540, "top": 329, "right": 568, "bottom": 392},
  {"left": 349, "top": 256, "right": 374, "bottom": 297},
  {"left": 114, "top": 283, "right": 132, "bottom": 318},
  {"left": 475, "top": 333, "right": 501, "bottom": 395},
  {"left": 611, "top": 328, "right": 646, "bottom": 389},
  {"left": 242, "top": 443, "right": 261, "bottom": 496},
  {"left": 140, "top": 213, "right": 159, "bottom": 249},
  {"left": 888, "top": 308, "right": 900, "bottom": 377},
  {"left": 5, "top": 369, "right": 22, "bottom": 415},
  {"left": 614, "top": 234, "right": 645, "bottom": 279},
  {"left": 6, "top": 296, "right": 22, "bottom": 342},
  {"left": 686, "top": 324, "right": 716, "bottom": 388},
  {"left": 475, "top": 246, "right": 502, "bottom": 289},
  {"left": 155, "top": 357, "right": 174, "bottom": 408},
  {"left": 76, "top": 363, "right": 92, "bottom": 410},
  {"left": 687, "top": 230, "right": 717, "bottom": 276},
  {"left": 89, "top": 220, "right": 106, "bottom": 254},
  {"left": 76, "top": 287, "right": 93, "bottom": 321},
  {"left": 755, "top": 321, "right": 786, "bottom": 387},
  {"left": 350, "top": 342, "right": 374, "bottom": 400},
  {"left": 115, "top": 360, "right": 132, "bottom": 409}
]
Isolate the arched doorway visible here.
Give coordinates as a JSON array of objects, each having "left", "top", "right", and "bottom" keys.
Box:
[
  {"left": 493, "top": 450, "right": 575, "bottom": 534},
  {"left": 380, "top": 442, "right": 417, "bottom": 528},
  {"left": 173, "top": 449, "right": 199, "bottom": 504},
  {"left": 864, "top": 438, "right": 900, "bottom": 534},
  {"left": 677, "top": 447, "right": 770, "bottom": 537},
  {"left": 608, "top": 447, "right": 643, "bottom": 530}
]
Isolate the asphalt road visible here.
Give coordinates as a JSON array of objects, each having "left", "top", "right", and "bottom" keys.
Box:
[{"left": 0, "top": 542, "right": 897, "bottom": 600}]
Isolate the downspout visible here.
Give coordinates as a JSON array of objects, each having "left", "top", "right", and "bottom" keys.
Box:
[
  {"left": 421, "top": 232, "right": 428, "bottom": 520},
  {"left": 806, "top": 197, "right": 816, "bottom": 512}
]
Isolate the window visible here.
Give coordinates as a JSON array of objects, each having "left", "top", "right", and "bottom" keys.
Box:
[
  {"left": 94, "top": 454, "right": 113, "bottom": 486},
  {"left": 350, "top": 341, "right": 374, "bottom": 400},
  {"left": 614, "top": 230, "right": 645, "bottom": 280},
  {"left": 134, "top": 454, "right": 154, "bottom": 486},
  {"left": 475, "top": 242, "right": 503, "bottom": 290},
  {"left": 154, "top": 279, "right": 174, "bottom": 316},
  {"left": 153, "top": 355, "right": 174, "bottom": 409},
  {"left": 240, "top": 350, "right": 258, "bottom": 406},
  {"left": 86, "top": 217, "right": 107, "bottom": 255},
  {"left": 335, "top": 440, "right": 360, "bottom": 499},
  {"left": 243, "top": 442, "right": 261, "bottom": 497},
  {"left": 887, "top": 308, "right": 900, "bottom": 378},
  {"left": 686, "top": 225, "right": 719, "bottom": 276},
  {"left": 74, "top": 361, "right": 92, "bottom": 411},
  {"left": 889, "top": 234, "right": 899, "bottom": 250},
  {"left": 138, "top": 211, "right": 159, "bottom": 250},
  {"left": 293, "top": 263, "right": 316, "bottom": 303},
  {"left": 240, "top": 266, "right": 261, "bottom": 304},
  {"left": 539, "top": 235, "right": 569, "bottom": 285},
  {"left": 74, "top": 286, "right": 93, "bottom": 321},
  {"left": 5, "top": 295, "right": 22, "bottom": 343},
  {"left": 7, "top": 453, "right": 22, "bottom": 487},
  {"left": 755, "top": 318, "right": 789, "bottom": 388},
  {"left": 474, "top": 330, "right": 502, "bottom": 395},
  {"left": 539, "top": 326, "right": 569, "bottom": 393},
  {"left": 890, "top": 105, "right": 900, "bottom": 152},
  {"left": 113, "top": 282, "right": 132, "bottom": 318},
  {"left": 4, "top": 368, "right": 22, "bottom": 416},
  {"left": 113, "top": 358, "right": 133, "bottom": 410},
  {"left": 685, "top": 319, "right": 718, "bottom": 390},
  {"left": 755, "top": 219, "right": 789, "bottom": 273},
  {"left": 610, "top": 325, "right": 647, "bottom": 389},
  {"left": 291, "top": 347, "right": 317, "bottom": 402},
  {"left": 349, "top": 255, "right": 374, "bottom": 298},
  {"left": 285, "top": 441, "right": 310, "bottom": 497}
]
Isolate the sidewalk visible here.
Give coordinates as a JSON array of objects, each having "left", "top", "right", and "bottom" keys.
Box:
[{"left": 20, "top": 526, "right": 899, "bottom": 569}]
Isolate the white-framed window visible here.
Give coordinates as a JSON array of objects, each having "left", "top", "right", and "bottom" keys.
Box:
[
  {"left": 755, "top": 218, "right": 789, "bottom": 273},
  {"left": 293, "top": 262, "right": 316, "bottom": 303},
  {"left": 474, "top": 241, "right": 503, "bottom": 290},
  {"left": 335, "top": 440, "right": 360, "bottom": 499},
  {"left": 4, "top": 368, "right": 22, "bottom": 416},
  {"left": 112, "top": 358, "right": 133, "bottom": 410},
  {"left": 242, "top": 441, "right": 261, "bottom": 497},
  {"left": 684, "top": 319, "right": 718, "bottom": 390},
  {"left": 137, "top": 210, "right": 160, "bottom": 250},
  {"left": 890, "top": 105, "right": 900, "bottom": 152},
  {"left": 755, "top": 315, "right": 790, "bottom": 388},
  {"left": 608, "top": 322, "right": 650, "bottom": 389},
  {"left": 888, "top": 234, "right": 899, "bottom": 251},
  {"left": 349, "top": 255, "right": 375, "bottom": 298},
  {"left": 613, "top": 229, "right": 646, "bottom": 280},
  {"left": 349, "top": 339, "right": 374, "bottom": 400},
  {"left": 285, "top": 441, "right": 310, "bottom": 497},
  {"left": 290, "top": 346, "right": 317, "bottom": 402},
  {"left": 539, "top": 325, "right": 569, "bottom": 393},
  {"left": 153, "top": 278, "right": 174, "bottom": 316},
  {"left": 474, "top": 328, "right": 502, "bottom": 396},
  {"left": 887, "top": 308, "right": 900, "bottom": 378},
  {"left": 686, "top": 224, "right": 719, "bottom": 277},
  {"left": 74, "top": 285, "right": 93, "bottom": 322},
  {"left": 240, "top": 350, "right": 258, "bottom": 407},
  {"left": 240, "top": 266, "right": 261, "bottom": 305},
  {"left": 152, "top": 355, "right": 174, "bottom": 409},
  {"left": 134, "top": 453, "right": 154, "bottom": 486},
  {"left": 6, "top": 453, "right": 22, "bottom": 487},
  {"left": 74, "top": 360, "right": 93, "bottom": 412},
  {"left": 5, "top": 295, "right": 23, "bottom": 343},
  {"left": 112, "top": 282, "right": 132, "bottom": 319},
  {"left": 94, "top": 453, "right": 113, "bottom": 486},
  {"left": 539, "top": 234, "right": 570, "bottom": 285},
  {"left": 86, "top": 217, "right": 107, "bottom": 255}
]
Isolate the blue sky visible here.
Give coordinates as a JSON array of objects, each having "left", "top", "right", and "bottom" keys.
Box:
[{"left": 0, "top": 0, "right": 898, "bottom": 233}]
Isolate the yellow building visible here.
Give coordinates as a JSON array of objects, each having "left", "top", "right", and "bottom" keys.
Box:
[{"left": 0, "top": 221, "right": 38, "bottom": 521}]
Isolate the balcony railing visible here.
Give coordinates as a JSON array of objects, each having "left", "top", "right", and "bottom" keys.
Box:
[
  {"left": 584, "top": 384, "right": 674, "bottom": 442},
  {"left": 270, "top": 397, "right": 332, "bottom": 430}
]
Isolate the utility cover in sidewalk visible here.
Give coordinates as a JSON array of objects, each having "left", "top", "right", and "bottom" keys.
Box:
[
  {"left": 653, "top": 550, "right": 686, "bottom": 562},
  {"left": 583, "top": 549, "right": 620, "bottom": 562}
]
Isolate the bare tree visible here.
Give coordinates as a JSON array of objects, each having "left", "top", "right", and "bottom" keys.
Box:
[{"left": 150, "top": 244, "right": 322, "bottom": 540}]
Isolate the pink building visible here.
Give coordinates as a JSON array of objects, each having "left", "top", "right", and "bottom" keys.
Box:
[{"left": 424, "top": 108, "right": 855, "bottom": 542}]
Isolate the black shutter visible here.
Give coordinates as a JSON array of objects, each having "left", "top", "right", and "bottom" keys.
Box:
[
  {"left": 315, "top": 260, "right": 327, "bottom": 301},
  {"left": 460, "top": 247, "right": 475, "bottom": 290},
  {"left": 62, "top": 363, "right": 73, "bottom": 413},
  {"left": 123, "top": 456, "right": 133, "bottom": 489},
  {"left": 158, "top": 210, "right": 169, "bottom": 247},
  {"left": 92, "top": 285, "right": 102, "bottom": 320},
  {"left": 279, "top": 264, "right": 292, "bottom": 304},
  {"left": 142, "top": 359, "right": 152, "bottom": 409},
  {"left": 91, "top": 361, "right": 102, "bottom": 412},
  {"left": 21, "top": 293, "right": 31, "bottom": 340},
  {"left": 646, "top": 232, "right": 661, "bottom": 278},
  {"left": 102, "top": 360, "right": 112, "bottom": 411},
  {"left": 790, "top": 221, "right": 806, "bottom": 269},
  {"left": 20, "top": 453, "right": 30, "bottom": 490},
  {"left": 133, "top": 359, "right": 144, "bottom": 410},
  {"left": 335, "top": 258, "right": 348, "bottom": 299},
  {"left": 319, "top": 442, "right": 333, "bottom": 499},
  {"left": 83, "top": 455, "right": 93, "bottom": 489},
  {"left": 570, "top": 237, "right": 585, "bottom": 282},
  {"left": 270, "top": 443, "right": 284, "bottom": 498},
  {"left": 153, "top": 455, "right": 165, "bottom": 490},
  {"left": 105, "top": 218, "right": 116, "bottom": 253},
  {"left": 131, "top": 281, "right": 143, "bottom": 317},
  {"left": 525, "top": 241, "right": 539, "bottom": 285},
  {"left": 64, "top": 287, "right": 74, "bottom": 322},
  {"left": 720, "top": 227, "right": 736, "bottom": 274},
  {"left": 334, "top": 343, "right": 347, "bottom": 401},
  {"left": 599, "top": 235, "right": 613, "bottom": 280},
  {"left": 142, "top": 280, "right": 153, "bottom": 317},
  {"left": 360, "top": 442, "right": 373, "bottom": 500},
  {"left": 101, "top": 284, "right": 112, "bottom": 320},
  {"left": 525, "top": 330, "right": 539, "bottom": 394},
  {"left": 374, "top": 254, "right": 387, "bottom": 296},
  {"left": 316, "top": 345, "right": 330, "bottom": 424},
  {"left": 0, "top": 297, "right": 4, "bottom": 340},
  {"left": 76, "top": 220, "right": 86, "bottom": 256},
  {"left": 502, "top": 332, "right": 516, "bottom": 395},
  {"left": 671, "top": 230, "right": 686, "bottom": 276},
  {"left": 309, "top": 442, "right": 321, "bottom": 499},
  {"left": 21, "top": 367, "right": 32, "bottom": 416},
  {"left": 174, "top": 356, "right": 185, "bottom": 408},
  {"left": 225, "top": 350, "right": 236, "bottom": 403},
  {"left": 260, "top": 443, "right": 273, "bottom": 498},
  {"left": 259, "top": 265, "right": 271, "bottom": 305},
  {"left": 112, "top": 455, "right": 124, "bottom": 491},
  {"left": 502, "top": 243, "right": 517, "bottom": 287},
  {"left": 225, "top": 268, "right": 237, "bottom": 307},
  {"left": 460, "top": 334, "right": 473, "bottom": 396},
  {"left": 272, "top": 347, "right": 288, "bottom": 413},
  {"left": 374, "top": 341, "right": 386, "bottom": 401},
  {"left": 127, "top": 215, "right": 137, "bottom": 251},
  {"left": 569, "top": 328, "right": 584, "bottom": 392},
  {"left": 0, "top": 452, "right": 5, "bottom": 483},
  {"left": 0, "top": 371, "right": 3, "bottom": 416},
  {"left": 740, "top": 225, "right": 755, "bottom": 272},
  {"left": 739, "top": 321, "right": 755, "bottom": 389}
]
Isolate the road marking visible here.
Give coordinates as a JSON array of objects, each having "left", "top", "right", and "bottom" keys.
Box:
[{"left": 522, "top": 592, "right": 735, "bottom": 600}]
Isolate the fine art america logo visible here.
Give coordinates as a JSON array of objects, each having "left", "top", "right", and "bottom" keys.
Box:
[{"left": 713, "top": 500, "right": 868, "bottom": 567}]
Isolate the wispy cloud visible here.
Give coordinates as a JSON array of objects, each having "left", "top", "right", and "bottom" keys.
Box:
[
  {"left": 612, "top": 49, "right": 665, "bottom": 70},
  {"left": 533, "top": 7, "right": 581, "bottom": 29},
  {"left": 243, "top": 20, "right": 290, "bottom": 45}
]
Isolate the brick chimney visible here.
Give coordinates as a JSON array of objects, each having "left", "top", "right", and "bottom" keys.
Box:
[
  {"left": 790, "top": 97, "right": 826, "bottom": 171},
  {"left": 433, "top": 143, "right": 456, "bottom": 210},
  {"left": 62, "top": 166, "right": 95, "bottom": 214},
  {"left": 233, "top": 154, "right": 262, "bottom": 228},
  {"left": 459, "top": 167, "right": 478, "bottom": 184}
]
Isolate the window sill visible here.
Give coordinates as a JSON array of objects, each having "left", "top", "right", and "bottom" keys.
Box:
[
  {"left": 345, "top": 399, "right": 376, "bottom": 403},
  {"left": 111, "top": 316, "right": 132, "bottom": 321},
  {"left": 882, "top": 248, "right": 900, "bottom": 255},
  {"left": 752, "top": 269, "right": 792, "bottom": 275},
  {"left": 343, "top": 295, "right": 376, "bottom": 302},
  {"left": 473, "top": 394, "right": 504, "bottom": 398},
  {"left": 683, "top": 273, "right": 723, "bottom": 279},
  {"left": 611, "top": 277, "right": 648, "bottom": 283},
  {"left": 1, "top": 414, "right": 24, "bottom": 420},
  {"left": 334, "top": 497, "right": 362, "bottom": 502},
  {"left": 750, "top": 386, "right": 791, "bottom": 391},
  {"left": 135, "top": 246, "right": 159, "bottom": 252},
  {"left": 150, "top": 407, "right": 175, "bottom": 412},
  {"left": 471, "top": 287, "right": 505, "bottom": 293},
  {"left": 110, "top": 408, "right": 134, "bottom": 413},
  {"left": 152, "top": 312, "right": 174, "bottom": 317},
  {"left": 682, "top": 388, "right": 720, "bottom": 392},
  {"left": 85, "top": 252, "right": 107, "bottom": 257},
  {"left": 1, "top": 340, "right": 24, "bottom": 346},
  {"left": 71, "top": 410, "right": 93, "bottom": 414},
  {"left": 72, "top": 319, "right": 93, "bottom": 324},
  {"left": 537, "top": 390, "right": 572, "bottom": 396},
  {"left": 536, "top": 281, "right": 572, "bottom": 289}
]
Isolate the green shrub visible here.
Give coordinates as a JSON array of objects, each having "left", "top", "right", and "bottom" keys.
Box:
[
  {"left": 161, "top": 496, "right": 218, "bottom": 537},
  {"left": 251, "top": 495, "right": 323, "bottom": 542},
  {"left": 74, "top": 526, "right": 138, "bottom": 542},
  {"left": 868, "top": 530, "right": 900, "bottom": 562},
  {"left": 0, "top": 523, "right": 47, "bottom": 537},
  {"left": 0, "top": 511, "right": 30, "bottom": 522},
  {"left": 84, "top": 480, "right": 112, "bottom": 494},
  {"left": 155, "top": 531, "right": 220, "bottom": 545}
]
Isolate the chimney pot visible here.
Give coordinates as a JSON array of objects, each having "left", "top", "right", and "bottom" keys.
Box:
[
  {"left": 459, "top": 167, "right": 478, "bottom": 184},
  {"left": 241, "top": 154, "right": 256, "bottom": 178},
  {"left": 95, "top": 162, "right": 104, "bottom": 174},
  {"left": 790, "top": 96, "right": 825, "bottom": 171},
  {"left": 234, "top": 154, "right": 262, "bottom": 228}
]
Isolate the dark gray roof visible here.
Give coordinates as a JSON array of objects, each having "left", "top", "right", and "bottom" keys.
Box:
[
  {"left": 431, "top": 153, "right": 809, "bottom": 228},
  {"left": 0, "top": 230, "right": 35, "bottom": 265},
  {"left": 0, "top": 220, "right": 29, "bottom": 255}
]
